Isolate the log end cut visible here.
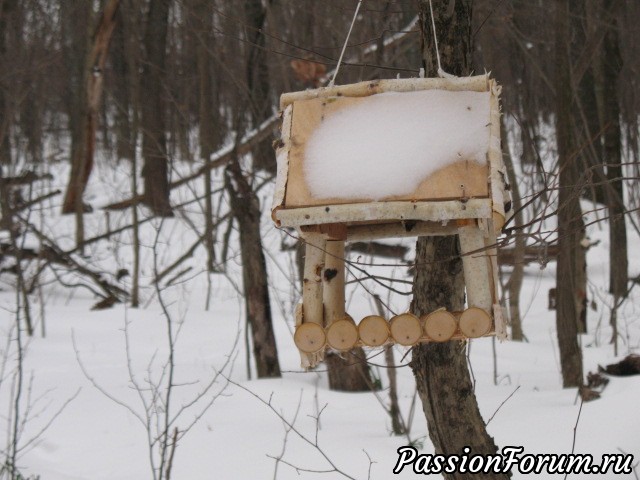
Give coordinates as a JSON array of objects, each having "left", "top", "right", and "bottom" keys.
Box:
[
  {"left": 358, "top": 315, "right": 390, "bottom": 347},
  {"left": 459, "top": 307, "right": 492, "bottom": 338}
]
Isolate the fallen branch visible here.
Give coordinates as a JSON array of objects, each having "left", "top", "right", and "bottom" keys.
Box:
[
  {"left": 15, "top": 218, "right": 129, "bottom": 301},
  {"left": 1, "top": 171, "right": 53, "bottom": 186},
  {"left": 599, "top": 355, "right": 640, "bottom": 376},
  {"left": 14, "top": 189, "right": 61, "bottom": 214},
  {"left": 68, "top": 192, "right": 213, "bottom": 254}
]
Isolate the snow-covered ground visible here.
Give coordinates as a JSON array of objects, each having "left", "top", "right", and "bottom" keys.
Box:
[{"left": 0, "top": 153, "right": 638, "bottom": 480}]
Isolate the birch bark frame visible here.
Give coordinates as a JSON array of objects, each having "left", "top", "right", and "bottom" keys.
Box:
[
  {"left": 272, "top": 75, "right": 508, "bottom": 232},
  {"left": 276, "top": 75, "right": 510, "bottom": 365}
]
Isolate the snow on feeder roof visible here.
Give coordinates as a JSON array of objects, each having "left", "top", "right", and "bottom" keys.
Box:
[{"left": 272, "top": 74, "right": 510, "bottom": 368}]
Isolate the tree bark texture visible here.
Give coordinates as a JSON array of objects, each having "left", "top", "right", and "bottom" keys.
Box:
[
  {"left": 0, "top": 0, "right": 14, "bottom": 168},
  {"left": 501, "top": 119, "right": 525, "bottom": 341},
  {"left": 555, "top": 0, "right": 584, "bottom": 388},
  {"left": 244, "top": 0, "right": 275, "bottom": 172},
  {"left": 410, "top": 3, "right": 508, "bottom": 477},
  {"left": 600, "top": 0, "right": 627, "bottom": 300},
  {"left": 324, "top": 350, "right": 372, "bottom": 392},
  {"left": 141, "top": 0, "right": 173, "bottom": 217},
  {"left": 111, "top": 1, "right": 136, "bottom": 162},
  {"left": 225, "top": 161, "right": 281, "bottom": 378},
  {"left": 194, "top": 0, "right": 219, "bottom": 273},
  {"left": 0, "top": 1, "right": 15, "bottom": 228},
  {"left": 62, "top": 0, "right": 120, "bottom": 215}
]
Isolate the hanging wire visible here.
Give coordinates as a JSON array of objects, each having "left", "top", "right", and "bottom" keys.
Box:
[
  {"left": 427, "top": 0, "right": 455, "bottom": 78},
  {"left": 329, "top": 0, "right": 364, "bottom": 87}
]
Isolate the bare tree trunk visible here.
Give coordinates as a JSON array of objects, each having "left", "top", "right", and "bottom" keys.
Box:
[
  {"left": 194, "top": 0, "right": 219, "bottom": 274},
  {"left": 0, "top": 0, "right": 13, "bottom": 170},
  {"left": 122, "top": 0, "right": 142, "bottom": 308},
  {"left": 410, "top": 3, "right": 508, "bottom": 477},
  {"left": 245, "top": 0, "right": 275, "bottom": 173},
  {"left": 324, "top": 350, "right": 372, "bottom": 392},
  {"left": 374, "top": 294, "right": 405, "bottom": 435},
  {"left": 59, "top": 2, "right": 93, "bottom": 250},
  {"left": 555, "top": 0, "right": 584, "bottom": 388},
  {"left": 111, "top": 1, "right": 135, "bottom": 163},
  {"left": 141, "top": 0, "right": 173, "bottom": 217},
  {"left": 501, "top": 120, "right": 525, "bottom": 341},
  {"left": 600, "top": 0, "right": 627, "bottom": 353},
  {"left": 0, "top": 0, "right": 15, "bottom": 229},
  {"left": 225, "top": 160, "right": 281, "bottom": 378},
  {"left": 62, "top": 0, "right": 120, "bottom": 254}
]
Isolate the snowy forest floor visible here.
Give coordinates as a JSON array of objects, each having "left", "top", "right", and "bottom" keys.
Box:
[{"left": 0, "top": 155, "right": 638, "bottom": 480}]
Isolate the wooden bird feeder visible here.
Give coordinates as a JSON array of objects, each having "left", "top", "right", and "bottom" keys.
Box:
[{"left": 272, "top": 74, "right": 510, "bottom": 368}]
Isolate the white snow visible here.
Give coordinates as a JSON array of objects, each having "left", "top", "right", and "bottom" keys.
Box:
[
  {"left": 0, "top": 138, "right": 639, "bottom": 479},
  {"left": 303, "top": 90, "right": 491, "bottom": 200}
]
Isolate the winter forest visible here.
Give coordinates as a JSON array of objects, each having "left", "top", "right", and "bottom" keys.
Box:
[{"left": 0, "top": 0, "right": 639, "bottom": 478}]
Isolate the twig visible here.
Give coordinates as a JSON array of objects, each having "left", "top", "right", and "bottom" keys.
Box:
[
  {"left": 165, "top": 427, "right": 178, "bottom": 480},
  {"left": 564, "top": 398, "right": 584, "bottom": 480},
  {"left": 228, "top": 378, "right": 358, "bottom": 480},
  {"left": 486, "top": 386, "right": 520, "bottom": 426}
]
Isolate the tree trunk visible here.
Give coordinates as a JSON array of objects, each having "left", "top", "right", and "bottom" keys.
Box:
[
  {"left": 501, "top": 119, "right": 525, "bottom": 341},
  {"left": 0, "top": 0, "right": 13, "bottom": 169},
  {"left": 555, "top": 0, "right": 584, "bottom": 388},
  {"left": 410, "top": 3, "right": 508, "bottom": 478},
  {"left": 0, "top": 0, "right": 14, "bottom": 229},
  {"left": 59, "top": 1, "right": 93, "bottom": 236},
  {"left": 225, "top": 161, "right": 281, "bottom": 378},
  {"left": 600, "top": 0, "right": 627, "bottom": 352},
  {"left": 325, "top": 350, "right": 372, "bottom": 392},
  {"left": 111, "top": 1, "right": 135, "bottom": 162},
  {"left": 141, "top": 0, "right": 173, "bottom": 217},
  {"left": 244, "top": 0, "right": 275, "bottom": 173},
  {"left": 62, "top": 0, "right": 120, "bottom": 245},
  {"left": 194, "top": 0, "right": 219, "bottom": 274}
]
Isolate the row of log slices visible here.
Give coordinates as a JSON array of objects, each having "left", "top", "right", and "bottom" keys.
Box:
[{"left": 294, "top": 307, "right": 492, "bottom": 354}]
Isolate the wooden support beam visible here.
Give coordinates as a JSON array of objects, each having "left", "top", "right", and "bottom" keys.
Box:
[
  {"left": 302, "top": 233, "right": 326, "bottom": 327},
  {"left": 458, "top": 225, "right": 494, "bottom": 313},
  {"left": 322, "top": 240, "right": 345, "bottom": 325}
]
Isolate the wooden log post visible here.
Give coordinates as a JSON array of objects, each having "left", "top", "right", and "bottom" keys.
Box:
[
  {"left": 324, "top": 240, "right": 358, "bottom": 351},
  {"left": 457, "top": 224, "right": 494, "bottom": 313},
  {"left": 294, "top": 233, "right": 327, "bottom": 366},
  {"left": 323, "top": 240, "right": 346, "bottom": 324}
]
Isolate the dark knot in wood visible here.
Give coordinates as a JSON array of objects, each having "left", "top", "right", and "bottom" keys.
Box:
[{"left": 323, "top": 268, "right": 338, "bottom": 282}]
